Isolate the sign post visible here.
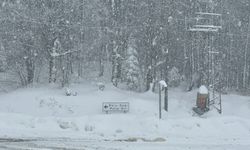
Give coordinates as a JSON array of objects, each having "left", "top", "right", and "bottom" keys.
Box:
[
  {"left": 164, "top": 86, "right": 168, "bottom": 111},
  {"left": 159, "top": 84, "right": 162, "bottom": 119},
  {"left": 159, "top": 80, "right": 168, "bottom": 119}
]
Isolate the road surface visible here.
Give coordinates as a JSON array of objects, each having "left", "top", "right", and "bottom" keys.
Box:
[{"left": 0, "top": 137, "right": 249, "bottom": 150}]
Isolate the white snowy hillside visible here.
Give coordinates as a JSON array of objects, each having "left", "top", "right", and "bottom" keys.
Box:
[{"left": 0, "top": 82, "right": 249, "bottom": 149}]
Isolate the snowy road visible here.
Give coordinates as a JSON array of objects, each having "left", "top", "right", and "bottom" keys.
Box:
[{"left": 0, "top": 137, "right": 249, "bottom": 150}]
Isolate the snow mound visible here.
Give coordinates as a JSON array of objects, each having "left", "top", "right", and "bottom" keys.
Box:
[
  {"left": 159, "top": 80, "right": 167, "bottom": 87},
  {"left": 199, "top": 85, "right": 208, "bottom": 94}
]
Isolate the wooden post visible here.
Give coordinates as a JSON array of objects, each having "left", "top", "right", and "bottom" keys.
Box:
[
  {"left": 159, "top": 84, "right": 162, "bottom": 119},
  {"left": 164, "top": 86, "right": 168, "bottom": 111}
]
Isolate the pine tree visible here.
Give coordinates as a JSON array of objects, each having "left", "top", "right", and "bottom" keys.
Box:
[
  {"left": 168, "top": 67, "right": 181, "bottom": 87},
  {"left": 123, "top": 38, "right": 140, "bottom": 91}
]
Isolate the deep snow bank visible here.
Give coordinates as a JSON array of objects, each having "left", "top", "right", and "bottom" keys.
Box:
[{"left": 0, "top": 82, "right": 249, "bottom": 145}]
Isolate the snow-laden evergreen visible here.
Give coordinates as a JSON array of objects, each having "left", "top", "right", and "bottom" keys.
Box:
[{"left": 123, "top": 39, "right": 140, "bottom": 91}]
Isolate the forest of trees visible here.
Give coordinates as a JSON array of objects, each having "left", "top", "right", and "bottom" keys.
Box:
[{"left": 0, "top": 0, "right": 249, "bottom": 93}]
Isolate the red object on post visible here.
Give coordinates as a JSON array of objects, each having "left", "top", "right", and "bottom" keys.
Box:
[{"left": 196, "top": 93, "right": 208, "bottom": 110}]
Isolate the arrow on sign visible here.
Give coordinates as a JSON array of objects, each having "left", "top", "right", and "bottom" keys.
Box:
[{"left": 104, "top": 105, "right": 109, "bottom": 109}]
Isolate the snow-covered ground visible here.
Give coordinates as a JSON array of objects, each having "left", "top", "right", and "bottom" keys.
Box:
[{"left": 0, "top": 82, "right": 250, "bottom": 149}]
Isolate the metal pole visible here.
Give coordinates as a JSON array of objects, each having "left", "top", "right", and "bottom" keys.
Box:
[{"left": 159, "top": 84, "right": 162, "bottom": 119}]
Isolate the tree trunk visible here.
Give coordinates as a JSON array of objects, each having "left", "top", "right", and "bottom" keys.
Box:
[{"left": 25, "top": 59, "right": 34, "bottom": 84}]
